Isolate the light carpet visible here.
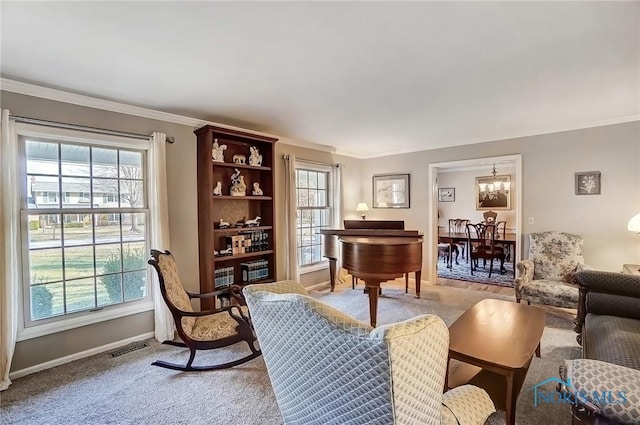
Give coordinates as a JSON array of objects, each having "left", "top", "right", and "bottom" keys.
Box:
[{"left": 1, "top": 282, "right": 580, "bottom": 425}]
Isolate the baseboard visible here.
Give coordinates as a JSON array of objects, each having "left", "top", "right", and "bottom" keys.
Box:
[
  {"left": 305, "top": 280, "right": 331, "bottom": 291},
  {"left": 9, "top": 332, "right": 155, "bottom": 380}
]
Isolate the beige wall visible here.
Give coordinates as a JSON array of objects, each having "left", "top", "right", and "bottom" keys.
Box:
[
  {"left": 2, "top": 91, "right": 194, "bottom": 371},
  {"left": 3, "top": 90, "right": 639, "bottom": 372},
  {"left": 0, "top": 91, "right": 354, "bottom": 371},
  {"left": 357, "top": 122, "right": 640, "bottom": 274}
]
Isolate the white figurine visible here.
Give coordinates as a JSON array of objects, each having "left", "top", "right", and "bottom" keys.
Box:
[
  {"left": 245, "top": 216, "right": 261, "bottom": 227},
  {"left": 218, "top": 219, "right": 230, "bottom": 229},
  {"left": 219, "top": 247, "right": 233, "bottom": 256},
  {"left": 249, "top": 146, "right": 263, "bottom": 166},
  {"left": 211, "top": 139, "right": 227, "bottom": 162},
  {"left": 230, "top": 168, "right": 246, "bottom": 196},
  {"left": 233, "top": 154, "right": 246, "bottom": 164},
  {"left": 213, "top": 181, "right": 223, "bottom": 196},
  {"left": 252, "top": 182, "right": 263, "bottom": 196}
]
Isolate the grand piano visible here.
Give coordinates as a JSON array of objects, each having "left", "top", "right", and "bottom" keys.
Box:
[{"left": 320, "top": 220, "right": 423, "bottom": 327}]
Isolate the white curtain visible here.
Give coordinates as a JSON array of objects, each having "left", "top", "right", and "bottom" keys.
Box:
[
  {"left": 0, "top": 110, "right": 19, "bottom": 391},
  {"left": 148, "top": 132, "right": 174, "bottom": 342},
  {"left": 331, "top": 163, "right": 347, "bottom": 284},
  {"left": 283, "top": 154, "right": 299, "bottom": 281}
]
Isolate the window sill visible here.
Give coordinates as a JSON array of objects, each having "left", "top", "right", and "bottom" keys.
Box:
[
  {"left": 17, "top": 300, "right": 155, "bottom": 342},
  {"left": 299, "top": 261, "right": 329, "bottom": 275}
]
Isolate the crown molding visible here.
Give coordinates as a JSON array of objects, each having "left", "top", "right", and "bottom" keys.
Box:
[
  {"left": 2, "top": 78, "right": 637, "bottom": 160},
  {"left": 1, "top": 78, "right": 209, "bottom": 127},
  {"left": 353, "top": 113, "right": 640, "bottom": 159},
  {"left": 0, "top": 77, "right": 342, "bottom": 155},
  {"left": 278, "top": 137, "right": 337, "bottom": 154}
]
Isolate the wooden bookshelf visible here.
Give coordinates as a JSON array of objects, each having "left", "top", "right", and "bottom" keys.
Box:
[{"left": 195, "top": 125, "right": 278, "bottom": 308}]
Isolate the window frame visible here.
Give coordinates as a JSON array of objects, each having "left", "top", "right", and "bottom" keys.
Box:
[
  {"left": 295, "top": 161, "right": 334, "bottom": 273},
  {"left": 15, "top": 122, "right": 154, "bottom": 342}
]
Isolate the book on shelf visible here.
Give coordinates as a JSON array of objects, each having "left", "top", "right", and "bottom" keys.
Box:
[
  {"left": 223, "top": 230, "right": 270, "bottom": 255},
  {"left": 241, "top": 259, "right": 269, "bottom": 283},
  {"left": 214, "top": 265, "right": 234, "bottom": 289}
]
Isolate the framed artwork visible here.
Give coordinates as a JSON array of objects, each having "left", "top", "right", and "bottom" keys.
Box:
[
  {"left": 476, "top": 174, "right": 511, "bottom": 210},
  {"left": 575, "top": 171, "right": 601, "bottom": 195},
  {"left": 372, "top": 173, "right": 410, "bottom": 208},
  {"left": 438, "top": 187, "right": 455, "bottom": 202}
]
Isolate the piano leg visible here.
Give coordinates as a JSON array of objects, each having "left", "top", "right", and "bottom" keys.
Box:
[
  {"left": 364, "top": 279, "right": 383, "bottom": 327},
  {"left": 328, "top": 257, "right": 337, "bottom": 292}
]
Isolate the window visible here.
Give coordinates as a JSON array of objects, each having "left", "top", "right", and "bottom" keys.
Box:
[
  {"left": 43, "top": 191, "right": 58, "bottom": 203},
  {"left": 103, "top": 193, "right": 117, "bottom": 203},
  {"left": 21, "top": 135, "right": 149, "bottom": 329},
  {"left": 295, "top": 164, "right": 333, "bottom": 267},
  {"left": 79, "top": 191, "right": 91, "bottom": 202}
]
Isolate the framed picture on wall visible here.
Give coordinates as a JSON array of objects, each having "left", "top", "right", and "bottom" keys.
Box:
[
  {"left": 476, "top": 174, "right": 511, "bottom": 210},
  {"left": 372, "top": 173, "right": 410, "bottom": 208},
  {"left": 438, "top": 187, "right": 455, "bottom": 202},
  {"left": 575, "top": 171, "right": 601, "bottom": 195}
]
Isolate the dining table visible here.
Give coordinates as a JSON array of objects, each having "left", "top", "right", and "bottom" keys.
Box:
[{"left": 438, "top": 231, "right": 517, "bottom": 277}]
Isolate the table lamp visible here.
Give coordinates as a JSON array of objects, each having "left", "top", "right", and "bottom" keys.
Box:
[
  {"left": 629, "top": 213, "right": 640, "bottom": 233},
  {"left": 356, "top": 202, "right": 369, "bottom": 220}
]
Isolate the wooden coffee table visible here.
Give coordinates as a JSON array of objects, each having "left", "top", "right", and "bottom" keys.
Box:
[{"left": 445, "top": 299, "right": 545, "bottom": 425}]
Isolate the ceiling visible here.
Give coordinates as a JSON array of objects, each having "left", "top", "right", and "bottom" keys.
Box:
[{"left": 1, "top": 1, "right": 639, "bottom": 158}]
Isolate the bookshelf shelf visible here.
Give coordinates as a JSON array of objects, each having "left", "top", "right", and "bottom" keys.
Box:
[{"left": 214, "top": 250, "right": 275, "bottom": 263}]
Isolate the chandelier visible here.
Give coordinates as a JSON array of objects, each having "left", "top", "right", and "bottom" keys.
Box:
[{"left": 478, "top": 164, "right": 511, "bottom": 194}]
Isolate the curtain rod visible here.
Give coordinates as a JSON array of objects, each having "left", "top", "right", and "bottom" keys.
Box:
[
  {"left": 10, "top": 115, "right": 175, "bottom": 143},
  {"left": 283, "top": 155, "right": 339, "bottom": 168}
]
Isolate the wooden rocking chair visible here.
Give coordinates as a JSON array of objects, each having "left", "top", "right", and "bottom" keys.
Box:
[{"left": 148, "top": 249, "right": 261, "bottom": 371}]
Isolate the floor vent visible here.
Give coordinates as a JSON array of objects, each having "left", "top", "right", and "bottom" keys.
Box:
[{"left": 109, "top": 341, "right": 150, "bottom": 358}]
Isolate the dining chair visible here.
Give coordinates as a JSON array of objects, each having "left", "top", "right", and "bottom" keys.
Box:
[
  {"left": 482, "top": 211, "right": 498, "bottom": 223},
  {"left": 493, "top": 220, "right": 510, "bottom": 261},
  {"left": 437, "top": 241, "right": 453, "bottom": 269},
  {"left": 466, "top": 222, "right": 506, "bottom": 278},
  {"left": 448, "top": 218, "right": 469, "bottom": 262}
]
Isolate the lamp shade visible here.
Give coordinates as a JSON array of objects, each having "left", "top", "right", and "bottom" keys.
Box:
[
  {"left": 629, "top": 213, "right": 640, "bottom": 233},
  {"left": 356, "top": 203, "right": 369, "bottom": 212}
]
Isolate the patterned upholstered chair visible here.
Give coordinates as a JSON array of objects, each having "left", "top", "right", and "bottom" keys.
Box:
[
  {"left": 243, "top": 280, "right": 495, "bottom": 425},
  {"left": 515, "top": 231, "right": 590, "bottom": 308},
  {"left": 148, "top": 249, "right": 261, "bottom": 371},
  {"left": 558, "top": 359, "right": 640, "bottom": 425}
]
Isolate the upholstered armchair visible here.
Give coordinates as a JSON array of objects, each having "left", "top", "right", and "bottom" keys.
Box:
[
  {"left": 558, "top": 359, "right": 640, "bottom": 425},
  {"left": 515, "top": 231, "right": 590, "bottom": 308},
  {"left": 243, "top": 280, "right": 495, "bottom": 425}
]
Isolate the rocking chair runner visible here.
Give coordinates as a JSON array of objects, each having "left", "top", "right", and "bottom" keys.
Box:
[{"left": 148, "top": 249, "right": 261, "bottom": 371}]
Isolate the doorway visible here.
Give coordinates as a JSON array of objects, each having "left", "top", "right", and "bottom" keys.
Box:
[{"left": 427, "top": 155, "right": 522, "bottom": 286}]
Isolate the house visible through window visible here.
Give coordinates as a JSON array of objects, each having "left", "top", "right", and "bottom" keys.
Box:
[
  {"left": 22, "top": 138, "right": 149, "bottom": 326},
  {"left": 43, "top": 191, "right": 58, "bottom": 204},
  {"left": 295, "top": 164, "right": 333, "bottom": 267},
  {"left": 103, "top": 193, "right": 117, "bottom": 204}
]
